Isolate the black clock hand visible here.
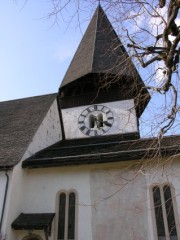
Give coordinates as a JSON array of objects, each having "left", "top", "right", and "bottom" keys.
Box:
[{"left": 103, "top": 121, "right": 112, "bottom": 127}]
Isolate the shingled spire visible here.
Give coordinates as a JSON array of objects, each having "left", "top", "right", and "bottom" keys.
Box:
[
  {"left": 59, "top": 5, "right": 150, "bottom": 116},
  {"left": 60, "top": 5, "right": 138, "bottom": 87}
]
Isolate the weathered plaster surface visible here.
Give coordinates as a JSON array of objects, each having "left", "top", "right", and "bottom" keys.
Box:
[
  {"left": 90, "top": 167, "right": 148, "bottom": 240},
  {"left": 62, "top": 99, "right": 138, "bottom": 139},
  {"left": 145, "top": 158, "right": 180, "bottom": 240},
  {"left": 22, "top": 99, "right": 62, "bottom": 159},
  {"left": 20, "top": 166, "right": 93, "bottom": 240}
]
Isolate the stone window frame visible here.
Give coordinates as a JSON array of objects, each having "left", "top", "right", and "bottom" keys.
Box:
[
  {"left": 55, "top": 189, "right": 78, "bottom": 240},
  {"left": 151, "top": 183, "right": 180, "bottom": 240},
  {"left": 22, "top": 234, "right": 43, "bottom": 240}
]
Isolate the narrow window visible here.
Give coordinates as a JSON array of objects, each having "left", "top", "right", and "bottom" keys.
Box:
[
  {"left": 58, "top": 193, "right": 66, "bottom": 240},
  {"left": 153, "top": 186, "right": 166, "bottom": 238},
  {"left": 152, "top": 185, "right": 178, "bottom": 240},
  {"left": 57, "top": 192, "right": 76, "bottom": 240},
  {"left": 163, "top": 185, "right": 177, "bottom": 239},
  {"left": 68, "top": 193, "right": 76, "bottom": 239}
]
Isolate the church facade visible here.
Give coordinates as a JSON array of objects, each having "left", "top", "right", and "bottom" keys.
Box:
[{"left": 0, "top": 5, "right": 180, "bottom": 240}]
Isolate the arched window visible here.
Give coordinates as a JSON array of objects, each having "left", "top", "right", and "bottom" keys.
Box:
[
  {"left": 22, "top": 234, "right": 42, "bottom": 240},
  {"left": 152, "top": 185, "right": 178, "bottom": 240},
  {"left": 57, "top": 191, "right": 77, "bottom": 240}
]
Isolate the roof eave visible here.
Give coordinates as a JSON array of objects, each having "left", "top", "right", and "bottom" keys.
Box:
[{"left": 22, "top": 146, "right": 179, "bottom": 169}]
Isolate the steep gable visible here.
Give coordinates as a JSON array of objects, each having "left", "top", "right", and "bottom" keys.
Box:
[{"left": 0, "top": 93, "right": 57, "bottom": 169}]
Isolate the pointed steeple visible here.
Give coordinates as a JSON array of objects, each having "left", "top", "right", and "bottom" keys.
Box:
[
  {"left": 60, "top": 5, "right": 137, "bottom": 87},
  {"left": 59, "top": 5, "right": 150, "bottom": 117}
]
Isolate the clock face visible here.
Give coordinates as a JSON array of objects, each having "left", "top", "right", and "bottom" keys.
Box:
[{"left": 78, "top": 105, "right": 114, "bottom": 136}]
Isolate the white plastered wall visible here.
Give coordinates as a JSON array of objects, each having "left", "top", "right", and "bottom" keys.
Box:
[
  {"left": 4, "top": 99, "right": 62, "bottom": 240},
  {"left": 0, "top": 167, "right": 93, "bottom": 240},
  {"left": 4, "top": 159, "right": 170, "bottom": 240},
  {"left": 90, "top": 161, "right": 149, "bottom": 240},
  {"left": 17, "top": 166, "right": 93, "bottom": 240},
  {"left": 3, "top": 161, "right": 147, "bottom": 240},
  {"left": 62, "top": 99, "right": 138, "bottom": 139},
  {"left": 145, "top": 157, "right": 180, "bottom": 240},
  {"left": 4, "top": 154, "right": 180, "bottom": 240},
  {"left": 23, "top": 99, "right": 62, "bottom": 158},
  {"left": 89, "top": 158, "right": 180, "bottom": 240}
]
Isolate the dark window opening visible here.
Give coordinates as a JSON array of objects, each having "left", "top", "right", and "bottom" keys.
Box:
[
  {"left": 89, "top": 113, "right": 103, "bottom": 129},
  {"left": 152, "top": 185, "right": 178, "bottom": 240},
  {"left": 57, "top": 193, "right": 66, "bottom": 240},
  {"left": 153, "top": 186, "right": 166, "bottom": 238},
  {"left": 163, "top": 185, "right": 177, "bottom": 239},
  {"left": 68, "top": 193, "right": 76, "bottom": 240},
  {"left": 98, "top": 113, "right": 103, "bottom": 127},
  {"left": 89, "top": 115, "right": 95, "bottom": 128},
  {"left": 57, "top": 192, "right": 76, "bottom": 240}
]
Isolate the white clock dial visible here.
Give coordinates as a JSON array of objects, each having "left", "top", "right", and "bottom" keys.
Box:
[{"left": 78, "top": 105, "right": 114, "bottom": 136}]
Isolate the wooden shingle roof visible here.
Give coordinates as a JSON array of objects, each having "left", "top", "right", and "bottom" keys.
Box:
[
  {"left": 60, "top": 5, "right": 144, "bottom": 88},
  {"left": 0, "top": 93, "right": 57, "bottom": 169},
  {"left": 22, "top": 134, "right": 180, "bottom": 169}
]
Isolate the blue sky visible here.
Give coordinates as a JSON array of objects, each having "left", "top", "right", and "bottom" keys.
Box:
[{"left": 0, "top": 1, "right": 90, "bottom": 101}]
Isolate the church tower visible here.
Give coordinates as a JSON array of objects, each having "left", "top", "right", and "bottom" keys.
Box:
[{"left": 58, "top": 5, "right": 150, "bottom": 140}]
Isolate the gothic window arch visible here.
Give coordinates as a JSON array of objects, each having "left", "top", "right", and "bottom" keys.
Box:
[
  {"left": 57, "top": 190, "right": 77, "bottom": 240},
  {"left": 152, "top": 184, "right": 179, "bottom": 240}
]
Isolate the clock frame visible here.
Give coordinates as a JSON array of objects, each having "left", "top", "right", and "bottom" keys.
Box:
[{"left": 78, "top": 105, "right": 114, "bottom": 136}]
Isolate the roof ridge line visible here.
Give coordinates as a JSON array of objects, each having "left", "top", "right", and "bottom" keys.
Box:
[
  {"left": 0, "top": 92, "right": 57, "bottom": 103},
  {"left": 91, "top": 5, "right": 100, "bottom": 72}
]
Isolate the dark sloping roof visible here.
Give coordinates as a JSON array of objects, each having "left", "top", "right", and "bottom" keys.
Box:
[
  {"left": 22, "top": 134, "right": 180, "bottom": 169},
  {"left": 60, "top": 5, "right": 143, "bottom": 88},
  {"left": 0, "top": 93, "right": 57, "bottom": 169},
  {"left": 11, "top": 213, "right": 55, "bottom": 230}
]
